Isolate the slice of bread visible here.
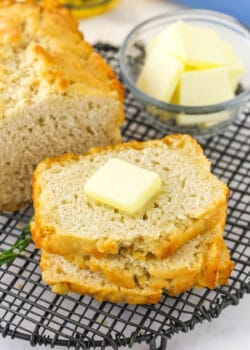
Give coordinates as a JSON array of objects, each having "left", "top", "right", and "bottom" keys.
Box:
[
  {"left": 31, "top": 134, "right": 229, "bottom": 259},
  {"left": 0, "top": 1, "right": 124, "bottom": 211},
  {"left": 40, "top": 237, "right": 233, "bottom": 304},
  {"left": 63, "top": 223, "right": 228, "bottom": 290}
]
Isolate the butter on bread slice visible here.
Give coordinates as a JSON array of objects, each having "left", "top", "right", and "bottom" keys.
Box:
[
  {"left": 84, "top": 158, "right": 162, "bottom": 215},
  {"left": 31, "top": 134, "right": 229, "bottom": 260}
]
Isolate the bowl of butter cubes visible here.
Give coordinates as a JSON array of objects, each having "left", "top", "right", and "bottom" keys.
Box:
[{"left": 119, "top": 10, "right": 250, "bottom": 136}]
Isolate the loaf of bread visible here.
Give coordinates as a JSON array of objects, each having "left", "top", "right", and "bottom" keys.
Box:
[
  {"left": 0, "top": 0, "right": 124, "bottom": 211},
  {"left": 40, "top": 231, "right": 233, "bottom": 304},
  {"left": 31, "top": 134, "right": 229, "bottom": 260}
]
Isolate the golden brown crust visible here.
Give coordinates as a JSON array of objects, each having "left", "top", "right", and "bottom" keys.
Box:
[
  {"left": 218, "top": 261, "right": 234, "bottom": 285},
  {"left": 197, "top": 235, "right": 223, "bottom": 289},
  {"left": 0, "top": 0, "right": 124, "bottom": 121},
  {"left": 51, "top": 281, "right": 161, "bottom": 304},
  {"left": 215, "top": 239, "right": 235, "bottom": 285},
  {"left": 155, "top": 201, "right": 228, "bottom": 259}
]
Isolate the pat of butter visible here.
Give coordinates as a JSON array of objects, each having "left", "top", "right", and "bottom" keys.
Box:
[
  {"left": 84, "top": 158, "right": 162, "bottom": 215},
  {"left": 179, "top": 67, "right": 234, "bottom": 106},
  {"left": 137, "top": 47, "right": 184, "bottom": 102},
  {"left": 174, "top": 21, "right": 225, "bottom": 68}
]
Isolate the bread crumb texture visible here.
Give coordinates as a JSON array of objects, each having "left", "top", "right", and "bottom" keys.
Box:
[
  {"left": 31, "top": 134, "right": 229, "bottom": 259},
  {"left": 0, "top": 0, "right": 124, "bottom": 211}
]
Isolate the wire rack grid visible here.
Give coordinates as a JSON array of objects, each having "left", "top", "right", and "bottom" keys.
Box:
[{"left": 0, "top": 44, "right": 249, "bottom": 350}]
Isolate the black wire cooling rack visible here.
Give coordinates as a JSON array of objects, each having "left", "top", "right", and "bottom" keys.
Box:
[{"left": 0, "top": 44, "right": 249, "bottom": 350}]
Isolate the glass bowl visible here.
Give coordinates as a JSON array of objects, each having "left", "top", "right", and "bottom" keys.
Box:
[{"left": 119, "top": 10, "right": 250, "bottom": 137}]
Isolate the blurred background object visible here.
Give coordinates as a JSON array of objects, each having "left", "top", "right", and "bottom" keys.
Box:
[
  {"left": 58, "top": 0, "right": 119, "bottom": 18},
  {"left": 174, "top": 0, "right": 250, "bottom": 26}
]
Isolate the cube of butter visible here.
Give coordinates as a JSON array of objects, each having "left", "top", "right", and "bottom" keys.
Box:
[
  {"left": 177, "top": 67, "right": 233, "bottom": 127},
  {"left": 84, "top": 158, "right": 162, "bottom": 215},
  {"left": 179, "top": 67, "right": 234, "bottom": 106},
  {"left": 146, "top": 24, "right": 179, "bottom": 58},
  {"left": 174, "top": 21, "right": 225, "bottom": 68},
  {"left": 137, "top": 47, "right": 184, "bottom": 102},
  {"left": 223, "top": 41, "right": 245, "bottom": 92}
]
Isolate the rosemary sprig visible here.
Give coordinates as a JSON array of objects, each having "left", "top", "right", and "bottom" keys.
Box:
[{"left": 0, "top": 221, "right": 32, "bottom": 266}]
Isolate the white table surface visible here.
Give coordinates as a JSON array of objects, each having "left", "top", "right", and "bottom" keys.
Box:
[{"left": 1, "top": 1, "right": 249, "bottom": 349}]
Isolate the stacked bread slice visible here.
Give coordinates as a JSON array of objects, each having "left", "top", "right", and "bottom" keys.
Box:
[{"left": 31, "top": 134, "right": 234, "bottom": 304}]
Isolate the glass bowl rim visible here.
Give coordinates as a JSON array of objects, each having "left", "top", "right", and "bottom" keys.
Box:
[{"left": 119, "top": 9, "right": 250, "bottom": 115}]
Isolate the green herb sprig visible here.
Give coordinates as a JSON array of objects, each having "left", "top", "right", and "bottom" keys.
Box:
[{"left": 0, "top": 222, "right": 32, "bottom": 266}]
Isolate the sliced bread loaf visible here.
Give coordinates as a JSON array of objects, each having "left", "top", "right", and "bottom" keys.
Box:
[
  {"left": 31, "top": 134, "right": 229, "bottom": 259},
  {"left": 40, "top": 238, "right": 233, "bottom": 304},
  {"left": 63, "top": 223, "right": 229, "bottom": 290},
  {"left": 0, "top": 1, "right": 124, "bottom": 211}
]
